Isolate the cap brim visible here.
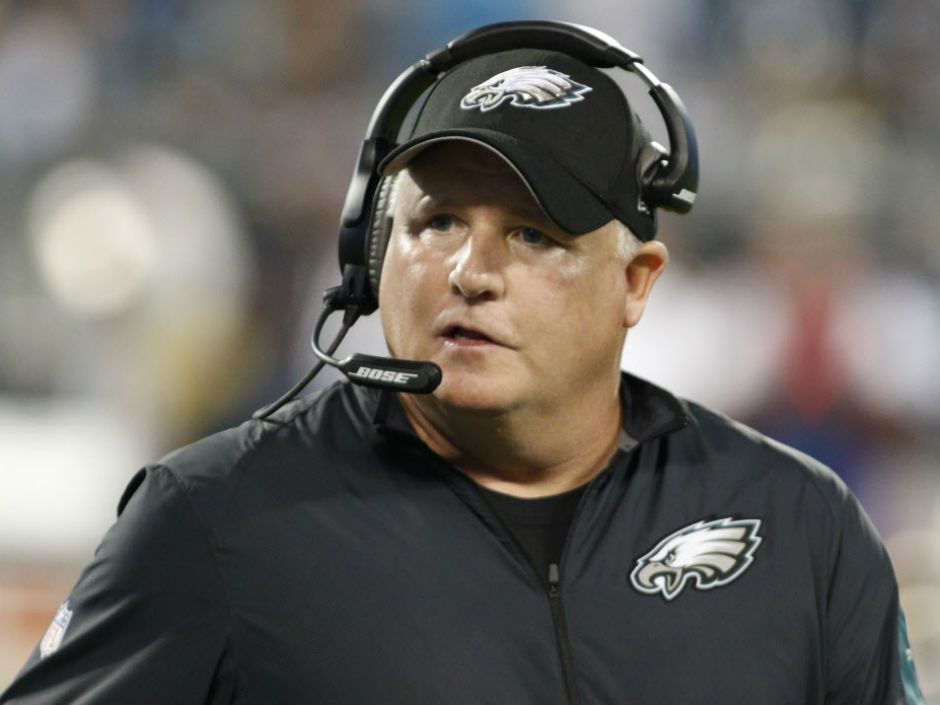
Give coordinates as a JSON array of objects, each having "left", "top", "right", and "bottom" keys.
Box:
[{"left": 378, "top": 129, "right": 614, "bottom": 235}]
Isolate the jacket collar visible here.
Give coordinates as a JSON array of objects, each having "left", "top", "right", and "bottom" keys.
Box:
[{"left": 366, "top": 371, "right": 690, "bottom": 451}]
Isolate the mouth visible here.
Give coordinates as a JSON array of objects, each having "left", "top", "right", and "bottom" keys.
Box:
[{"left": 441, "top": 325, "right": 499, "bottom": 347}]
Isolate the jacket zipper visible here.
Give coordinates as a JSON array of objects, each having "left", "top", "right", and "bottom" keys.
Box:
[
  {"left": 434, "top": 455, "right": 608, "bottom": 705},
  {"left": 549, "top": 465, "right": 621, "bottom": 705},
  {"left": 547, "top": 562, "right": 582, "bottom": 705}
]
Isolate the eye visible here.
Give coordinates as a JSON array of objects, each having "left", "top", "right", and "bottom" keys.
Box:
[
  {"left": 664, "top": 550, "right": 676, "bottom": 565},
  {"left": 428, "top": 214, "right": 456, "bottom": 232},
  {"left": 517, "top": 227, "right": 550, "bottom": 247}
]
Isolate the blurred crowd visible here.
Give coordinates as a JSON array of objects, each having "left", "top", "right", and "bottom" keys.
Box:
[{"left": 0, "top": 0, "right": 937, "bottom": 697}]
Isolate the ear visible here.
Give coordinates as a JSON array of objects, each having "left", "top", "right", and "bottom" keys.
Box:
[{"left": 623, "top": 240, "right": 669, "bottom": 328}]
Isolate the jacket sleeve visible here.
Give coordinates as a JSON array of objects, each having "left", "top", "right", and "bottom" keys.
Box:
[
  {"left": 0, "top": 466, "right": 235, "bottom": 705},
  {"left": 822, "top": 480, "right": 925, "bottom": 705}
]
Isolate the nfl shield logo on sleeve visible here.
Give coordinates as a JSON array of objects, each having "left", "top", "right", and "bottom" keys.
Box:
[{"left": 39, "top": 601, "right": 73, "bottom": 658}]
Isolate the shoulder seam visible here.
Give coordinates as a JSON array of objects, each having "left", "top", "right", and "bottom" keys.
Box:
[
  {"left": 797, "top": 464, "right": 840, "bottom": 524},
  {"left": 153, "top": 463, "right": 241, "bottom": 696}
]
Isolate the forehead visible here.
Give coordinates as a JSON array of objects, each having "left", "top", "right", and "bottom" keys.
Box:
[{"left": 394, "top": 142, "right": 549, "bottom": 221}]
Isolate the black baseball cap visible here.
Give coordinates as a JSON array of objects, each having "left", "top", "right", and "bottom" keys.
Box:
[{"left": 378, "top": 48, "right": 657, "bottom": 241}]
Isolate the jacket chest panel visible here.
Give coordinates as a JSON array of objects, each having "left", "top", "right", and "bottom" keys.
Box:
[
  {"left": 218, "top": 492, "right": 570, "bottom": 702},
  {"left": 562, "top": 580, "right": 821, "bottom": 704}
]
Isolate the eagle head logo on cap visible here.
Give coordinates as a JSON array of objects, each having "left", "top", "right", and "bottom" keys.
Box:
[
  {"left": 460, "top": 66, "right": 592, "bottom": 113},
  {"left": 630, "top": 517, "right": 763, "bottom": 601}
]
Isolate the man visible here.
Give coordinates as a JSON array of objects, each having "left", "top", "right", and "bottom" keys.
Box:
[{"left": 1, "top": 45, "right": 925, "bottom": 705}]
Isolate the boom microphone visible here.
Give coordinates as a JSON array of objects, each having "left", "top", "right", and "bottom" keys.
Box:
[
  {"left": 252, "top": 287, "right": 441, "bottom": 421},
  {"left": 310, "top": 303, "right": 442, "bottom": 394}
]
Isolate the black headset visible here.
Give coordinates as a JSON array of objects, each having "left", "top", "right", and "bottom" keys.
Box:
[{"left": 253, "top": 19, "right": 699, "bottom": 420}]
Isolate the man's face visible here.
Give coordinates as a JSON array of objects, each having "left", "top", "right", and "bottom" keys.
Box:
[{"left": 379, "top": 142, "right": 634, "bottom": 414}]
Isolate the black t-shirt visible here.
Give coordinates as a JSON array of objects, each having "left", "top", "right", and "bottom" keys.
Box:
[{"left": 476, "top": 482, "right": 589, "bottom": 586}]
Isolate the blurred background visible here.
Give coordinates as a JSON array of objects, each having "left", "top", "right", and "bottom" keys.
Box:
[{"left": 0, "top": 0, "right": 937, "bottom": 697}]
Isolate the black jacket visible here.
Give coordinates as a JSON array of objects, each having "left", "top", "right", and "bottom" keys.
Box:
[{"left": 1, "top": 373, "right": 922, "bottom": 704}]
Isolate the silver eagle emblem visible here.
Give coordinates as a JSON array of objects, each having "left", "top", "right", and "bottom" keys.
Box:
[
  {"left": 630, "top": 517, "right": 763, "bottom": 601},
  {"left": 460, "top": 66, "right": 592, "bottom": 113}
]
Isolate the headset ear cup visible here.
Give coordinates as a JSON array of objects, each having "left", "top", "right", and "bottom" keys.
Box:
[
  {"left": 366, "top": 176, "right": 395, "bottom": 307},
  {"left": 636, "top": 141, "right": 669, "bottom": 214}
]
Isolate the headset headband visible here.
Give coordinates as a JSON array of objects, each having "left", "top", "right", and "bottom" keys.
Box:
[{"left": 336, "top": 20, "right": 699, "bottom": 314}]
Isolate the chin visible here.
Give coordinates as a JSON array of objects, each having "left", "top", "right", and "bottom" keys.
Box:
[{"left": 431, "top": 370, "right": 521, "bottom": 413}]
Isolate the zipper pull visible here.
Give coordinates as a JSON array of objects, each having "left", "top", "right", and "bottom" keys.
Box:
[{"left": 548, "top": 562, "right": 560, "bottom": 597}]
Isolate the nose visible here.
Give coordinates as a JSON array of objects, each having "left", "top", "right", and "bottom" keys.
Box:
[{"left": 448, "top": 226, "right": 506, "bottom": 301}]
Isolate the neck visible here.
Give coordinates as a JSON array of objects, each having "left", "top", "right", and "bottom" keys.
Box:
[{"left": 397, "top": 377, "right": 624, "bottom": 498}]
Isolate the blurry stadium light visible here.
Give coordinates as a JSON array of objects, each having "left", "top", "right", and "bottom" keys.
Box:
[{"left": 29, "top": 160, "right": 157, "bottom": 319}]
